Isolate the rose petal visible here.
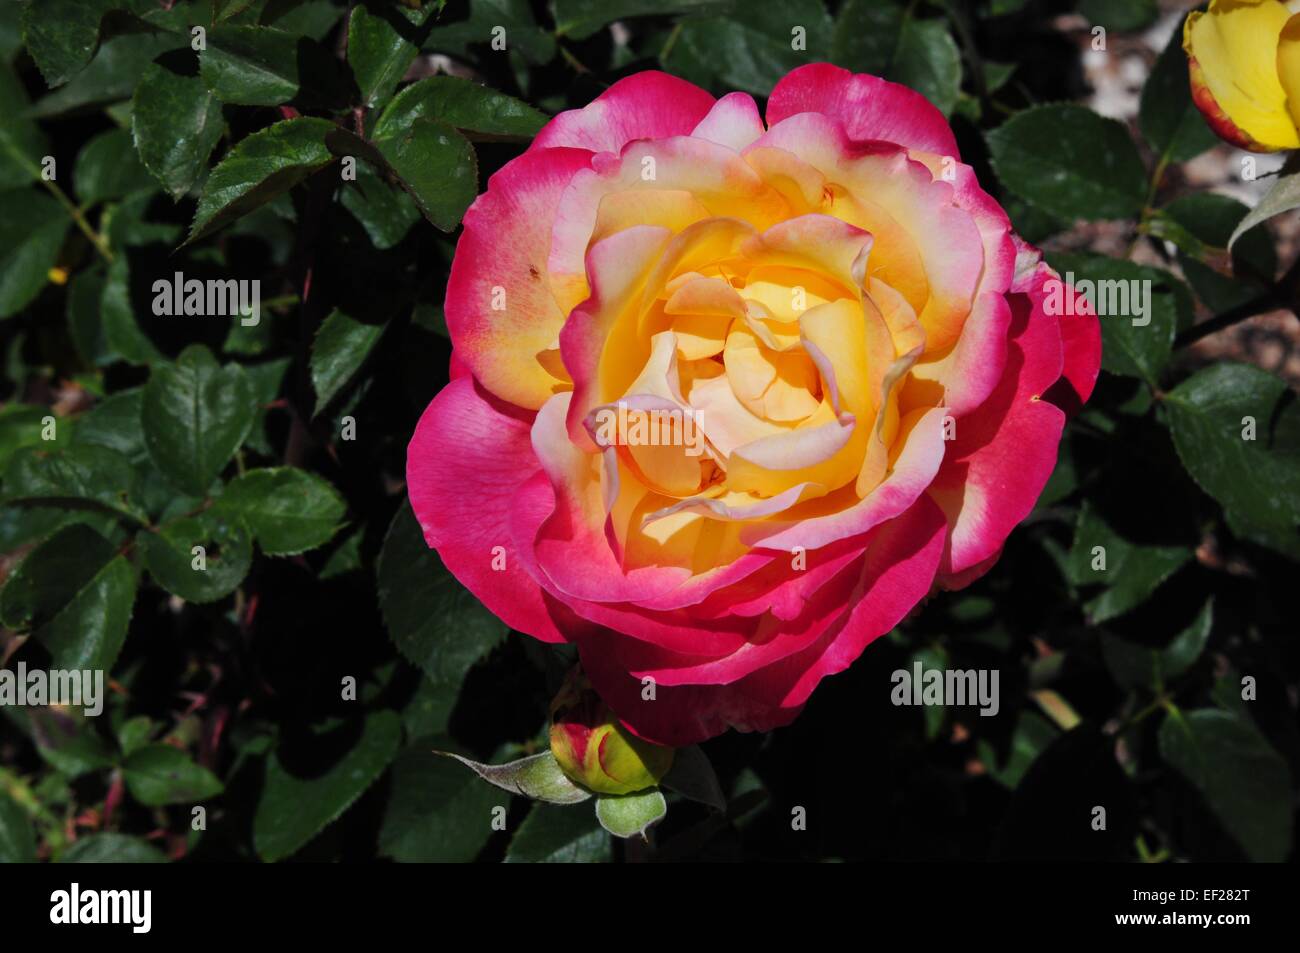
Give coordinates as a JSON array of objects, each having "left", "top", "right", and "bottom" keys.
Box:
[
  {"left": 766, "top": 62, "right": 960, "bottom": 158},
  {"left": 579, "top": 494, "right": 946, "bottom": 745},
  {"left": 406, "top": 377, "right": 564, "bottom": 642},
  {"left": 926, "top": 284, "right": 1066, "bottom": 575},
  {"left": 444, "top": 146, "right": 592, "bottom": 410},
  {"left": 691, "top": 91, "right": 766, "bottom": 151},
  {"left": 530, "top": 71, "right": 716, "bottom": 154}
]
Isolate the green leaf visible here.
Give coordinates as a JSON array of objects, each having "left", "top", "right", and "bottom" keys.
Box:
[
  {"left": 986, "top": 104, "right": 1147, "bottom": 221},
  {"left": 43, "top": 557, "right": 136, "bottom": 672},
  {"left": 0, "top": 788, "right": 35, "bottom": 862},
  {"left": 0, "top": 3, "right": 19, "bottom": 61},
  {"left": 18, "top": 705, "right": 115, "bottom": 776},
  {"left": 983, "top": 59, "right": 1017, "bottom": 94},
  {"left": 122, "top": 743, "right": 224, "bottom": 806},
  {"left": 1005, "top": 193, "right": 1066, "bottom": 244},
  {"left": 347, "top": 2, "right": 436, "bottom": 111},
  {"left": 21, "top": 0, "right": 114, "bottom": 88},
  {"left": 504, "top": 804, "right": 611, "bottom": 863},
  {"left": 132, "top": 55, "right": 226, "bottom": 200},
  {"left": 187, "top": 117, "right": 335, "bottom": 244},
  {"left": 0, "top": 523, "right": 117, "bottom": 630},
  {"left": 1099, "top": 633, "right": 1157, "bottom": 693},
  {"left": 978, "top": 710, "right": 1058, "bottom": 789},
  {"left": 886, "top": 18, "right": 961, "bottom": 117},
  {"left": 0, "top": 507, "right": 97, "bottom": 561},
  {"left": 0, "top": 63, "right": 49, "bottom": 184},
  {"left": 372, "top": 75, "right": 548, "bottom": 141},
  {"left": 411, "top": 302, "right": 448, "bottom": 337},
  {"left": 67, "top": 267, "right": 111, "bottom": 366},
  {"left": 1165, "top": 363, "right": 1300, "bottom": 543},
  {"left": 991, "top": 723, "right": 1136, "bottom": 860},
  {"left": 1139, "top": 13, "right": 1217, "bottom": 164},
  {"left": 253, "top": 711, "right": 402, "bottom": 862},
  {"left": 378, "top": 740, "right": 502, "bottom": 862},
  {"left": 141, "top": 511, "right": 253, "bottom": 603},
  {"left": 1230, "top": 160, "right": 1300, "bottom": 249},
  {"left": 0, "top": 190, "right": 68, "bottom": 319},
  {"left": 73, "top": 127, "right": 155, "bottom": 204},
  {"left": 1079, "top": 0, "right": 1158, "bottom": 33},
  {"left": 0, "top": 523, "right": 137, "bottom": 671},
  {"left": 377, "top": 504, "right": 508, "bottom": 690},
  {"left": 1158, "top": 708, "right": 1292, "bottom": 862},
  {"left": 141, "top": 345, "right": 257, "bottom": 496},
  {"left": 199, "top": 25, "right": 301, "bottom": 106},
  {"left": 595, "top": 789, "right": 668, "bottom": 839},
  {"left": 668, "top": 0, "right": 833, "bottom": 96},
  {"left": 660, "top": 744, "right": 726, "bottom": 811},
  {"left": 0, "top": 404, "right": 70, "bottom": 470},
  {"left": 1159, "top": 193, "right": 1276, "bottom": 313},
  {"left": 311, "top": 308, "right": 388, "bottom": 414},
  {"left": 1161, "top": 599, "right": 1214, "bottom": 682},
  {"left": 339, "top": 161, "right": 420, "bottom": 249},
  {"left": 424, "top": 0, "right": 555, "bottom": 64},
  {"left": 1067, "top": 502, "right": 1192, "bottom": 624},
  {"left": 30, "top": 29, "right": 175, "bottom": 118},
  {"left": 104, "top": 191, "right": 183, "bottom": 249},
  {"left": 373, "top": 117, "right": 476, "bottom": 232},
  {"left": 438, "top": 750, "right": 592, "bottom": 805},
  {"left": 58, "top": 833, "right": 166, "bottom": 863},
  {"left": 74, "top": 388, "right": 147, "bottom": 462},
  {"left": 319, "top": 528, "right": 363, "bottom": 580},
  {"left": 117, "top": 715, "right": 153, "bottom": 758},
  {"left": 3, "top": 443, "right": 145, "bottom": 523},
  {"left": 1100, "top": 604, "right": 1211, "bottom": 694},
  {"left": 1225, "top": 506, "right": 1300, "bottom": 561},
  {"left": 214, "top": 467, "right": 346, "bottom": 556},
  {"left": 213, "top": 0, "right": 261, "bottom": 23},
  {"left": 241, "top": 355, "right": 290, "bottom": 458},
  {"left": 261, "top": 0, "right": 348, "bottom": 40},
  {"left": 1044, "top": 253, "right": 1187, "bottom": 386},
  {"left": 554, "top": 0, "right": 726, "bottom": 39},
  {"left": 832, "top": 0, "right": 962, "bottom": 116},
  {"left": 100, "top": 255, "right": 164, "bottom": 365}
]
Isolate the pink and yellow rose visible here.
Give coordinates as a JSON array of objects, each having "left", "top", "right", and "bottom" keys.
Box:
[{"left": 408, "top": 64, "right": 1100, "bottom": 745}]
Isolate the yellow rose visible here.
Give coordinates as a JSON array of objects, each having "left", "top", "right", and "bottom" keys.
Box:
[{"left": 1184, "top": 0, "right": 1300, "bottom": 152}]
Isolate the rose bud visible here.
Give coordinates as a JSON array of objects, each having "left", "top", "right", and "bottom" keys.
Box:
[
  {"left": 549, "top": 669, "right": 674, "bottom": 795},
  {"left": 1184, "top": 0, "right": 1300, "bottom": 152}
]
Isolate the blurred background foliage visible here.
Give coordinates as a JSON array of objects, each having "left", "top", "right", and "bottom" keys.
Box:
[{"left": 0, "top": 0, "right": 1296, "bottom": 863}]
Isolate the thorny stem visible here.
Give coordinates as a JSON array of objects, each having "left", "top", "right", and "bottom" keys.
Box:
[
  {"left": 41, "top": 178, "right": 113, "bottom": 263},
  {"left": 1126, "top": 154, "right": 1169, "bottom": 259},
  {"left": 1173, "top": 248, "right": 1300, "bottom": 348},
  {"left": 558, "top": 43, "right": 592, "bottom": 77},
  {"left": 945, "top": 0, "right": 988, "bottom": 102}
]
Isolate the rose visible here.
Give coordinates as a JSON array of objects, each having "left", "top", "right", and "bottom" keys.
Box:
[
  {"left": 549, "top": 668, "right": 674, "bottom": 795},
  {"left": 1184, "top": 0, "right": 1300, "bottom": 152},
  {"left": 408, "top": 64, "right": 1100, "bottom": 746}
]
